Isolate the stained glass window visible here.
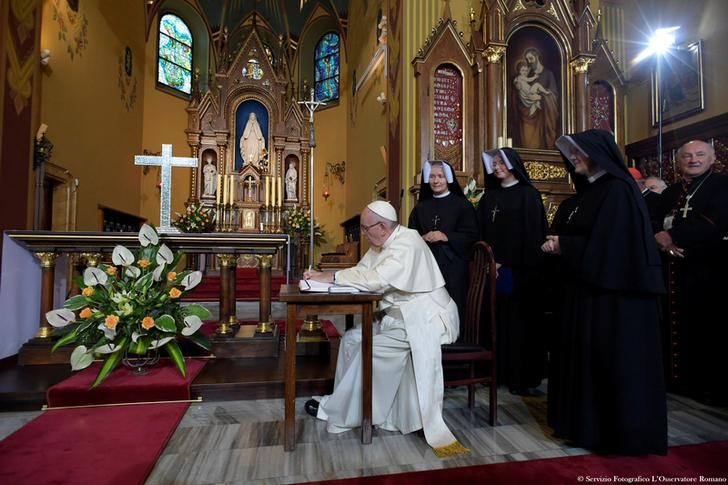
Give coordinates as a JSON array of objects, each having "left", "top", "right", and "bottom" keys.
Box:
[
  {"left": 158, "top": 14, "right": 192, "bottom": 95},
  {"left": 314, "top": 32, "right": 339, "bottom": 102}
]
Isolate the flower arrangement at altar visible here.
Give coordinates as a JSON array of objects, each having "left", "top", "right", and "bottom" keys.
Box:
[
  {"left": 284, "top": 205, "right": 326, "bottom": 246},
  {"left": 463, "top": 177, "right": 484, "bottom": 207},
  {"left": 46, "top": 224, "right": 212, "bottom": 387},
  {"left": 173, "top": 201, "right": 215, "bottom": 233}
]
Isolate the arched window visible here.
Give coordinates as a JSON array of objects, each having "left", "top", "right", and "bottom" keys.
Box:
[
  {"left": 314, "top": 32, "right": 339, "bottom": 102},
  {"left": 157, "top": 13, "right": 193, "bottom": 95}
]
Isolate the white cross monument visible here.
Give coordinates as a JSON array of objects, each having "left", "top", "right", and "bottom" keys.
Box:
[{"left": 135, "top": 144, "right": 198, "bottom": 233}]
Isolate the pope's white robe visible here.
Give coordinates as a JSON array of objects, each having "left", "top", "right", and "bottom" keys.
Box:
[{"left": 316, "top": 225, "right": 463, "bottom": 454}]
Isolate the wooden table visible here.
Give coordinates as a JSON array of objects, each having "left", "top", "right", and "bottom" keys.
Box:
[{"left": 279, "top": 284, "right": 382, "bottom": 452}]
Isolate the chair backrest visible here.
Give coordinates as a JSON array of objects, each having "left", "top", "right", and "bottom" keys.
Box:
[{"left": 460, "top": 241, "right": 496, "bottom": 346}]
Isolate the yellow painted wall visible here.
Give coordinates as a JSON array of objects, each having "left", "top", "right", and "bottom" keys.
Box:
[
  {"left": 39, "top": 0, "right": 146, "bottom": 230},
  {"left": 624, "top": 0, "right": 728, "bottom": 143},
  {"left": 139, "top": 12, "right": 192, "bottom": 226},
  {"left": 345, "top": 0, "right": 387, "bottom": 221}
]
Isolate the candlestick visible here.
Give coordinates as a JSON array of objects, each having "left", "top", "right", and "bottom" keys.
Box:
[
  {"left": 277, "top": 176, "right": 282, "bottom": 207},
  {"left": 265, "top": 176, "right": 270, "bottom": 207}
]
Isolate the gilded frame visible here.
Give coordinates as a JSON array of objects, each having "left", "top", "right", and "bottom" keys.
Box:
[{"left": 652, "top": 40, "right": 704, "bottom": 126}]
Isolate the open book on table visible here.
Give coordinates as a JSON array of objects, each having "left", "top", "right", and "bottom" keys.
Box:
[{"left": 299, "top": 278, "right": 360, "bottom": 294}]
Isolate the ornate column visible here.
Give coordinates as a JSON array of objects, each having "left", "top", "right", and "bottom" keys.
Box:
[
  {"left": 34, "top": 252, "right": 58, "bottom": 339},
  {"left": 570, "top": 55, "right": 596, "bottom": 132},
  {"left": 187, "top": 132, "right": 201, "bottom": 201},
  {"left": 69, "top": 252, "right": 102, "bottom": 296},
  {"left": 484, "top": 44, "right": 506, "bottom": 149},
  {"left": 216, "top": 253, "right": 237, "bottom": 335}
]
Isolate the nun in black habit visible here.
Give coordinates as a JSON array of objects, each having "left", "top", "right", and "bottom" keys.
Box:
[
  {"left": 408, "top": 160, "right": 479, "bottom": 322},
  {"left": 542, "top": 129, "right": 667, "bottom": 455},
  {"left": 477, "top": 148, "right": 548, "bottom": 395}
]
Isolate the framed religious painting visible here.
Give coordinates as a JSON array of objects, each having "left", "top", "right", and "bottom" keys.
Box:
[
  {"left": 651, "top": 40, "right": 704, "bottom": 126},
  {"left": 506, "top": 26, "right": 564, "bottom": 150}
]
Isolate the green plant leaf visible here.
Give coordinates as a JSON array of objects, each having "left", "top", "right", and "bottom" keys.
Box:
[
  {"left": 70, "top": 345, "right": 94, "bottom": 370},
  {"left": 185, "top": 331, "right": 212, "bottom": 351},
  {"left": 155, "top": 314, "right": 177, "bottom": 332},
  {"left": 163, "top": 340, "right": 186, "bottom": 377},
  {"left": 130, "top": 336, "right": 150, "bottom": 355},
  {"left": 52, "top": 328, "right": 78, "bottom": 351},
  {"left": 133, "top": 272, "right": 155, "bottom": 292},
  {"left": 63, "top": 295, "right": 89, "bottom": 311},
  {"left": 91, "top": 337, "right": 128, "bottom": 388},
  {"left": 184, "top": 303, "right": 211, "bottom": 320}
]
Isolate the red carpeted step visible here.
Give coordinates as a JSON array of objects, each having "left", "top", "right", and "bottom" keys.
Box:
[{"left": 183, "top": 268, "right": 288, "bottom": 301}]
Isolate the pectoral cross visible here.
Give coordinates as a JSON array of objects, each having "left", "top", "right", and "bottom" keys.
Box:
[
  {"left": 567, "top": 206, "right": 579, "bottom": 224},
  {"left": 679, "top": 201, "right": 692, "bottom": 218},
  {"left": 490, "top": 205, "right": 500, "bottom": 223},
  {"left": 432, "top": 215, "right": 440, "bottom": 230},
  {"left": 135, "top": 144, "right": 198, "bottom": 233}
]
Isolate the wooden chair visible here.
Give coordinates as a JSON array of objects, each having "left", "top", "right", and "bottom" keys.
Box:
[{"left": 442, "top": 241, "right": 497, "bottom": 426}]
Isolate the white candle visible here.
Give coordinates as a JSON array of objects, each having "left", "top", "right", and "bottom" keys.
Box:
[
  {"left": 216, "top": 175, "right": 221, "bottom": 205},
  {"left": 497, "top": 136, "right": 503, "bottom": 148},
  {"left": 271, "top": 175, "right": 276, "bottom": 207},
  {"left": 265, "top": 176, "right": 270, "bottom": 206},
  {"left": 506, "top": 137, "right": 513, "bottom": 148},
  {"left": 229, "top": 175, "right": 235, "bottom": 204},
  {"left": 277, "top": 176, "right": 282, "bottom": 207}
]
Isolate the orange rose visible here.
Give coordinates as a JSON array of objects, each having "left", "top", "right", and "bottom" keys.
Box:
[
  {"left": 105, "top": 266, "right": 117, "bottom": 275},
  {"left": 79, "top": 307, "right": 93, "bottom": 319},
  {"left": 169, "top": 287, "right": 182, "bottom": 299},
  {"left": 141, "top": 316, "right": 155, "bottom": 330},
  {"left": 82, "top": 287, "right": 94, "bottom": 297},
  {"left": 167, "top": 271, "right": 177, "bottom": 281},
  {"left": 137, "top": 259, "right": 151, "bottom": 268},
  {"left": 104, "top": 314, "right": 120, "bottom": 329}
]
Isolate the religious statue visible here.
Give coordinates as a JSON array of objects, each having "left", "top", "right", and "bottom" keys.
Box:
[
  {"left": 239, "top": 112, "right": 266, "bottom": 166},
  {"left": 202, "top": 157, "right": 217, "bottom": 196},
  {"left": 285, "top": 161, "right": 298, "bottom": 200}
]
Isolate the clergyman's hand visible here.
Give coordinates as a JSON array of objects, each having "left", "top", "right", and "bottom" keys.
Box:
[
  {"left": 423, "top": 230, "right": 448, "bottom": 243},
  {"left": 541, "top": 235, "right": 561, "bottom": 254}
]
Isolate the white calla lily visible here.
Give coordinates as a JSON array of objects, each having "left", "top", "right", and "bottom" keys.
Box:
[
  {"left": 181, "top": 271, "right": 203, "bottom": 290},
  {"left": 153, "top": 264, "right": 165, "bottom": 282},
  {"left": 125, "top": 266, "right": 141, "bottom": 278},
  {"left": 138, "top": 223, "right": 159, "bottom": 246},
  {"left": 132, "top": 331, "right": 143, "bottom": 343},
  {"left": 83, "top": 267, "right": 108, "bottom": 286},
  {"left": 112, "top": 245, "right": 135, "bottom": 266},
  {"left": 156, "top": 244, "right": 174, "bottom": 265},
  {"left": 97, "top": 321, "right": 117, "bottom": 340},
  {"left": 46, "top": 308, "right": 76, "bottom": 327},
  {"left": 70, "top": 345, "right": 94, "bottom": 370},
  {"left": 149, "top": 337, "right": 174, "bottom": 349},
  {"left": 94, "top": 342, "right": 121, "bottom": 354},
  {"left": 182, "top": 314, "right": 203, "bottom": 336}
]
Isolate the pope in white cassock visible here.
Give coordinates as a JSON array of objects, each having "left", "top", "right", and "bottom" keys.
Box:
[{"left": 302, "top": 200, "right": 468, "bottom": 457}]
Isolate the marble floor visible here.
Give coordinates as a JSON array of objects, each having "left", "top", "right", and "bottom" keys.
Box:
[{"left": 1, "top": 302, "right": 727, "bottom": 484}]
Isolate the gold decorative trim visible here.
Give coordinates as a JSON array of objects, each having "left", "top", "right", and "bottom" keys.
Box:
[
  {"left": 525, "top": 161, "right": 567, "bottom": 181},
  {"left": 36, "top": 326, "right": 53, "bottom": 339},
  {"left": 513, "top": 0, "right": 527, "bottom": 12},
  {"left": 80, "top": 252, "right": 103, "bottom": 267},
  {"left": 483, "top": 45, "right": 506, "bottom": 64},
  {"left": 257, "top": 254, "right": 273, "bottom": 268},
  {"left": 216, "top": 254, "right": 238, "bottom": 267},
  {"left": 570, "top": 56, "right": 595, "bottom": 74},
  {"left": 547, "top": 3, "right": 559, "bottom": 20},
  {"left": 34, "top": 252, "right": 58, "bottom": 268}
]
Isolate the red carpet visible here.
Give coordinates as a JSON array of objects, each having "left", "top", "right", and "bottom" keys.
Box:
[
  {"left": 310, "top": 441, "right": 728, "bottom": 484},
  {"left": 0, "top": 402, "right": 188, "bottom": 485},
  {"left": 46, "top": 358, "right": 206, "bottom": 407},
  {"left": 183, "top": 267, "right": 288, "bottom": 301}
]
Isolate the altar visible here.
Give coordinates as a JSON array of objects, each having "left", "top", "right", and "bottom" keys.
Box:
[{"left": 2, "top": 230, "right": 288, "bottom": 363}]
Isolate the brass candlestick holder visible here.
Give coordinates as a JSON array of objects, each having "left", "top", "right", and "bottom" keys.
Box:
[{"left": 256, "top": 314, "right": 274, "bottom": 333}]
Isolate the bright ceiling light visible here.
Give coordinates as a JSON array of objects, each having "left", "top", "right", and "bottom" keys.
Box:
[{"left": 633, "top": 26, "right": 680, "bottom": 64}]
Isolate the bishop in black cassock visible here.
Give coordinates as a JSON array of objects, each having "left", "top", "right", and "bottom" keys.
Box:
[
  {"left": 543, "top": 129, "right": 667, "bottom": 455},
  {"left": 654, "top": 140, "right": 728, "bottom": 405},
  {"left": 477, "top": 147, "right": 548, "bottom": 394},
  {"left": 408, "top": 160, "right": 479, "bottom": 323}
]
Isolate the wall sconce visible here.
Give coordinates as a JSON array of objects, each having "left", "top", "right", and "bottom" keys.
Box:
[
  {"left": 326, "top": 161, "right": 346, "bottom": 185},
  {"left": 40, "top": 49, "right": 51, "bottom": 66}
]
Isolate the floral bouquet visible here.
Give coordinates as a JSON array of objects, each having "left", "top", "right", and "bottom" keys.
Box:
[
  {"left": 46, "top": 224, "right": 212, "bottom": 387},
  {"left": 173, "top": 202, "right": 215, "bottom": 233},
  {"left": 463, "top": 177, "right": 484, "bottom": 207},
  {"left": 284, "top": 205, "right": 326, "bottom": 246}
]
